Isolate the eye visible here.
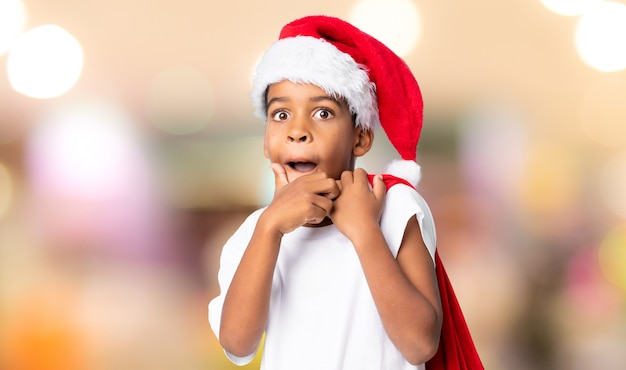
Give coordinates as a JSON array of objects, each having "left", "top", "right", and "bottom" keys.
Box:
[
  {"left": 271, "top": 110, "right": 290, "bottom": 121},
  {"left": 314, "top": 108, "right": 334, "bottom": 120}
]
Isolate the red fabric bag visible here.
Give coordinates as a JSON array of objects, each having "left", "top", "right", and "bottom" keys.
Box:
[
  {"left": 427, "top": 251, "right": 484, "bottom": 370},
  {"left": 371, "top": 174, "right": 484, "bottom": 370}
]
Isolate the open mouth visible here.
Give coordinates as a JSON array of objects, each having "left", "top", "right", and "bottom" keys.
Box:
[{"left": 288, "top": 161, "right": 317, "bottom": 173}]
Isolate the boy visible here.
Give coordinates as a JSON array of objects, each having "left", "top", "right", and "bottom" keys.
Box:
[{"left": 209, "top": 15, "right": 482, "bottom": 370}]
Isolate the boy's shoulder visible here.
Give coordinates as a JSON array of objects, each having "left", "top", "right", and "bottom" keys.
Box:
[{"left": 382, "top": 183, "right": 437, "bottom": 261}]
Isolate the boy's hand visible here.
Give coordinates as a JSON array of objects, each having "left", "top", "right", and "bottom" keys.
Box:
[
  {"left": 330, "top": 168, "right": 386, "bottom": 242},
  {"left": 262, "top": 163, "right": 341, "bottom": 235}
]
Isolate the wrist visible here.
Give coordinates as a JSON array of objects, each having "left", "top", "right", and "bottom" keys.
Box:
[
  {"left": 344, "top": 219, "right": 382, "bottom": 245},
  {"left": 257, "top": 210, "right": 286, "bottom": 242}
]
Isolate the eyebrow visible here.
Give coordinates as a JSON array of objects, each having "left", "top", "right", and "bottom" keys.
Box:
[
  {"left": 310, "top": 95, "right": 340, "bottom": 104},
  {"left": 266, "top": 96, "right": 289, "bottom": 108},
  {"left": 266, "top": 95, "right": 341, "bottom": 109}
]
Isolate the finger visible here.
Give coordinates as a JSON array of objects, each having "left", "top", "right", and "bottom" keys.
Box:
[
  {"left": 304, "top": 196, "right": 333, "bottom": 224},
  {"left": 372, "top": 174, "right": 387, "bottom": 201},
  {"left": 335, "top": 179, "right": 343, "bottom": 193},
  {"left": 313, "top": 183, "right": 340, "bottom": 201},
  {"left": 313, "top": 195, "right": 334, "bottom": 217},
  {"left": 353, "top": 168, "right": 369, "bottom": 186},
  {"left": 271, "top": 163, "right": 289, "bottom": 190},
  {"left": 322, "top": 179, "right": 341, "bottom": 200},
  {"left": 340, "top": 170, "right": 354, "bottom": 185},
  {"left": 303, "top": 176, "right": 340, "bottom": 200}
]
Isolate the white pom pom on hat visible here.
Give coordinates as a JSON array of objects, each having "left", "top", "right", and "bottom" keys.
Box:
[
  {"left": 385, "top": 159, "right": 422, "bottom": 187},
  {"left": 252, "top": 15, "right": 424, "bottom": 186}
]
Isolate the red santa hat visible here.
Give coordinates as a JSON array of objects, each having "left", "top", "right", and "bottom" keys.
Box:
[{"left": 252, "top": 15, "right": 424, "bottom": 186}]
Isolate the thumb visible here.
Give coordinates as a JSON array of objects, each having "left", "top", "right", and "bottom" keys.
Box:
[
  {"left": 271, "top": 163, "right": 289, "bottom": 190},
  {"left": 372, "top": 174, "right": 387, "bottom": 201}
]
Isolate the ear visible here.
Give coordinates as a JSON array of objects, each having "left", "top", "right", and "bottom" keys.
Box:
[{"left": 353, "top": 127, "right": 373, "bottom": 157}]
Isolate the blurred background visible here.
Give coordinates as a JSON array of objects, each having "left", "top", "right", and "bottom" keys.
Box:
[{"left": 1, "top": 0, "right": 626, "bottom": 369}]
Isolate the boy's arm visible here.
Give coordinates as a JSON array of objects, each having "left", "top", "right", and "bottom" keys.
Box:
[
  {"left": 331, "top": 169, "right": 442, "bottom": 365},
  {"left": 218, "top": 164, "right": 339, "bottom": 358},
  {"left": 218, "top": 212, "right": 281, "bottom": 358}
]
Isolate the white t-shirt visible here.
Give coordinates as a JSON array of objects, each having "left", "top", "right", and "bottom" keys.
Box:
[{"left": 208, "top": 184, "right": 437, "bottom": 370}]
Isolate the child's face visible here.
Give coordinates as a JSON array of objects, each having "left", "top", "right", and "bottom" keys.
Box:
[{"left": 263, "top": 81, "right": 372, "bottom": 183}]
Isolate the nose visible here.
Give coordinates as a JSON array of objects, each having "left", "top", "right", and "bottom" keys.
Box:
[
  {"left": 288, "top": 132, "right": 309, "bottom": 143},
  {"left": 287, "top": 117, "right": 312, "bottom": 143}
]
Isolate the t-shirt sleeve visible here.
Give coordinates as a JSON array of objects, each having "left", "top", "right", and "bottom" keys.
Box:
[
  {"left": 379, "top": 184, "right": 437, "bottom": 264},
  {"left": 208, "top": 208, "right": 265, "bottom": 365}
]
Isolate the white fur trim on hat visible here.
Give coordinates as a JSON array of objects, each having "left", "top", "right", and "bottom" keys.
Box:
[
  {"left": 251, "top": 36, "right": 379, "bottom": 130},
  {"left": 384, "top": 159, "right": 422, "bottom": 187}
]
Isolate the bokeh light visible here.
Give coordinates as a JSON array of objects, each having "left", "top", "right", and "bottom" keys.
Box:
[
  {"left": 574, "top": 1, "right": 626, "bottom": 72},
  {"left": 0, "top": 0, "right": 26, "bottom": 55},
  {"left": 0, "top": 162, "right": 14, "bottom": 221},
  {"left": 0, "top": 282, "right": 87, "bottom": 370},
  {"left": 7, "top": 24, "right": 83, "bottom": 98},
  {"left": 349, "top": 0, "right": 421, "bottom": 57},
  {"left": 459, "top": 101, "right": 528, "bottom": 204},
  {"left": 565, "top": 245, "right": 622, "bottom": 318},
  {"left": 25, "top": 100, "right": 170, "bottom": 259},
  {"left": 521, "top": 143, "right": 580, "bottom": 215},
  {"left": 27, "top": 100, "right": 143, "bottom": 197},
  {"left": 579, "top": 74, "right": 626, "bottom": 147},
  {"left": 541, "top": 0, "right": 600, "bottom": 16},
  {"left": 599, "top": 225, "right": 626, "bottom": 291},
  {"left": 145, "top": 64, "right": 214, "bottom": 135},
  {"left": 599, "top": 152, "right": 626, "bottom": 219}
]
